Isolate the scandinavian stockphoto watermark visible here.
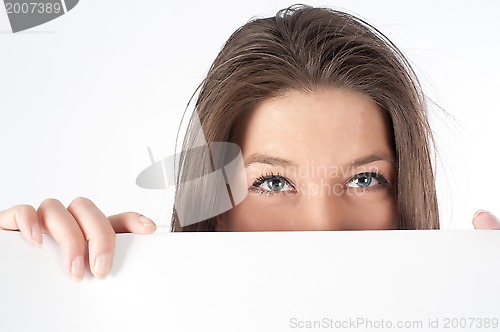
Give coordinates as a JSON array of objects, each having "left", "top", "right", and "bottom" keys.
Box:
[
  {"left": 3, "top": 0, "right": 79, "bottom": 33},
  {"left": 135, "top": 113, "right": 248, "bottom": 228}
]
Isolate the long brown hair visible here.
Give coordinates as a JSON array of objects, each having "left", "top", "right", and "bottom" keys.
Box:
[{"left": 172, "top": 5, "right": 439, "bottom": 231}]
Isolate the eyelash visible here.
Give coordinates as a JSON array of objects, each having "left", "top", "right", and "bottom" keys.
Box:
[
  {"left": 249, "top": 169, "right": 391, "bottom": 197},
  {"left": 346, "top": 169, "right": 391, "bottom": 193},
  {"left": 249, "top": 172, "right": 296, "bottom": 197}
]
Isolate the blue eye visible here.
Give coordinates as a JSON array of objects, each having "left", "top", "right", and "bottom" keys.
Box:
[
  {"left": 347, "top": 172, "right": 388, "bottom": 189},
  {"left": 251, "top": 173, "right": 296, "bottom": 194}
]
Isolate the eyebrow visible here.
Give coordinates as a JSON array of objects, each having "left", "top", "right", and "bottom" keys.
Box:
[
  {"left": 245, "top": 153, "right": 299, "bottom": 167},
  {"left": 350, "top": 153, "right": 396, "bottom": 167},
  {"left": 244, "top": 152, "right": 395, "bottom": 168}
]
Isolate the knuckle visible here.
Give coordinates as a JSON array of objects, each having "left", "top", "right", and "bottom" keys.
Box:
[
  {"left": 10, "top": 205, "right": 38, "bottom": 226},
  {"left": 39, "top": 198, "right": 62, "bottom": 209},
  {"left": 69, "top": 196, "right": 92, "bottom": 208},
  {"left": 14, "top": 204, "right": 36, "bottom": 217}
]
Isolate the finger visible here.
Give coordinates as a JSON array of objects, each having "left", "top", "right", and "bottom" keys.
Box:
[
  {"left": 472, "top": 210, "right": 500, "bottom": 230},
  {"left": 67, "top": 197, "right": 116, "bottom": 279},
  {"left": 38, "top": 199, "right": 87, "bottom": 282},
  {"left": 108, "top": 212, "right": 156, "bottom": 234},
  {"left": 0, "top": 205, "right": 43, "bottom": 247}
]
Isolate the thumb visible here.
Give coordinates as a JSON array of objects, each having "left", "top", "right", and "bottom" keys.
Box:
[
  {"left": 472, "top": 210, "right": 500, "bottom": 230},
  {"left": 108, "top": 212, "right": 157, "bottom": 234}
]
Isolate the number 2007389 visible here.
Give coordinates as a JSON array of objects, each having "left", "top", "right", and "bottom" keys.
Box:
[{"left": 5, "top": 2, "right": 62, "bottom": 14}]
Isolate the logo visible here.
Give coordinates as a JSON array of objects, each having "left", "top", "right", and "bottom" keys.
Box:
[
  {"left": 135, "top": 113, "right": 248, "bottom": 227},
  {"left": 3, "top": 0, "right": 79, "bottom": 33}
]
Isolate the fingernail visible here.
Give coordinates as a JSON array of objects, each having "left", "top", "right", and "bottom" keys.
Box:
[
  {"left": 31, "top": 223, "right": 43, "bottom": 248},
  {"left": 474, "top": 210, "right": 487, "bottom": 219},
  {"left": 71, "top": 256, "right": 84, "bottom": 282},
  {"left": 138, "top": 215, "right": 156, "bottom": 228},
  {"left": 93, "top": 254, "right": 112, "bottom": 279}
]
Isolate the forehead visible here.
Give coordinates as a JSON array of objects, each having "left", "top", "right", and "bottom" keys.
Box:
[{"left": 231, "top": 88, "right": 394, "bottom": 165}]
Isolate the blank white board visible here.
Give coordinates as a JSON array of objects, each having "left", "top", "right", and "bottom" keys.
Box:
[{"left": 1, "top": 230, "right": 499, "bottom": 332}]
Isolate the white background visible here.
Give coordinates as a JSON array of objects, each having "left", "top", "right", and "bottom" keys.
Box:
[{"left": 0, "top": 0, "right": 499, "bottom": 229}]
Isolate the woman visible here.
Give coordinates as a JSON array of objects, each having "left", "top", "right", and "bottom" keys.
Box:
[
  {"left": 0, "top": 5, "right": 498, "bottom": 281},
  {"left": 172, "top": 5, "right": 436, "bottom": 232}
]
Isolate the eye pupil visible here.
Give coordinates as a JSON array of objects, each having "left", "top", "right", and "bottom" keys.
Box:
[
  {"left": 356, "top": 174, "right": 372, "bottom": 187},
  {"left": 267, "top": 178, "right": 285, "bottom": 191}
]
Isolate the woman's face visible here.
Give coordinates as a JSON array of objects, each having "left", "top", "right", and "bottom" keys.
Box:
[{"left": 216, "top": 88, "right": 397, "bottom": 231}]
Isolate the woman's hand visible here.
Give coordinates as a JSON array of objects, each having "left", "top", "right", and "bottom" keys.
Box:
[
  {"left": 0, "top": 197, "right": 156, "bottom": 281},
  {"left": 472, "top": 210, "right": 500, "bottom": 230}
]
